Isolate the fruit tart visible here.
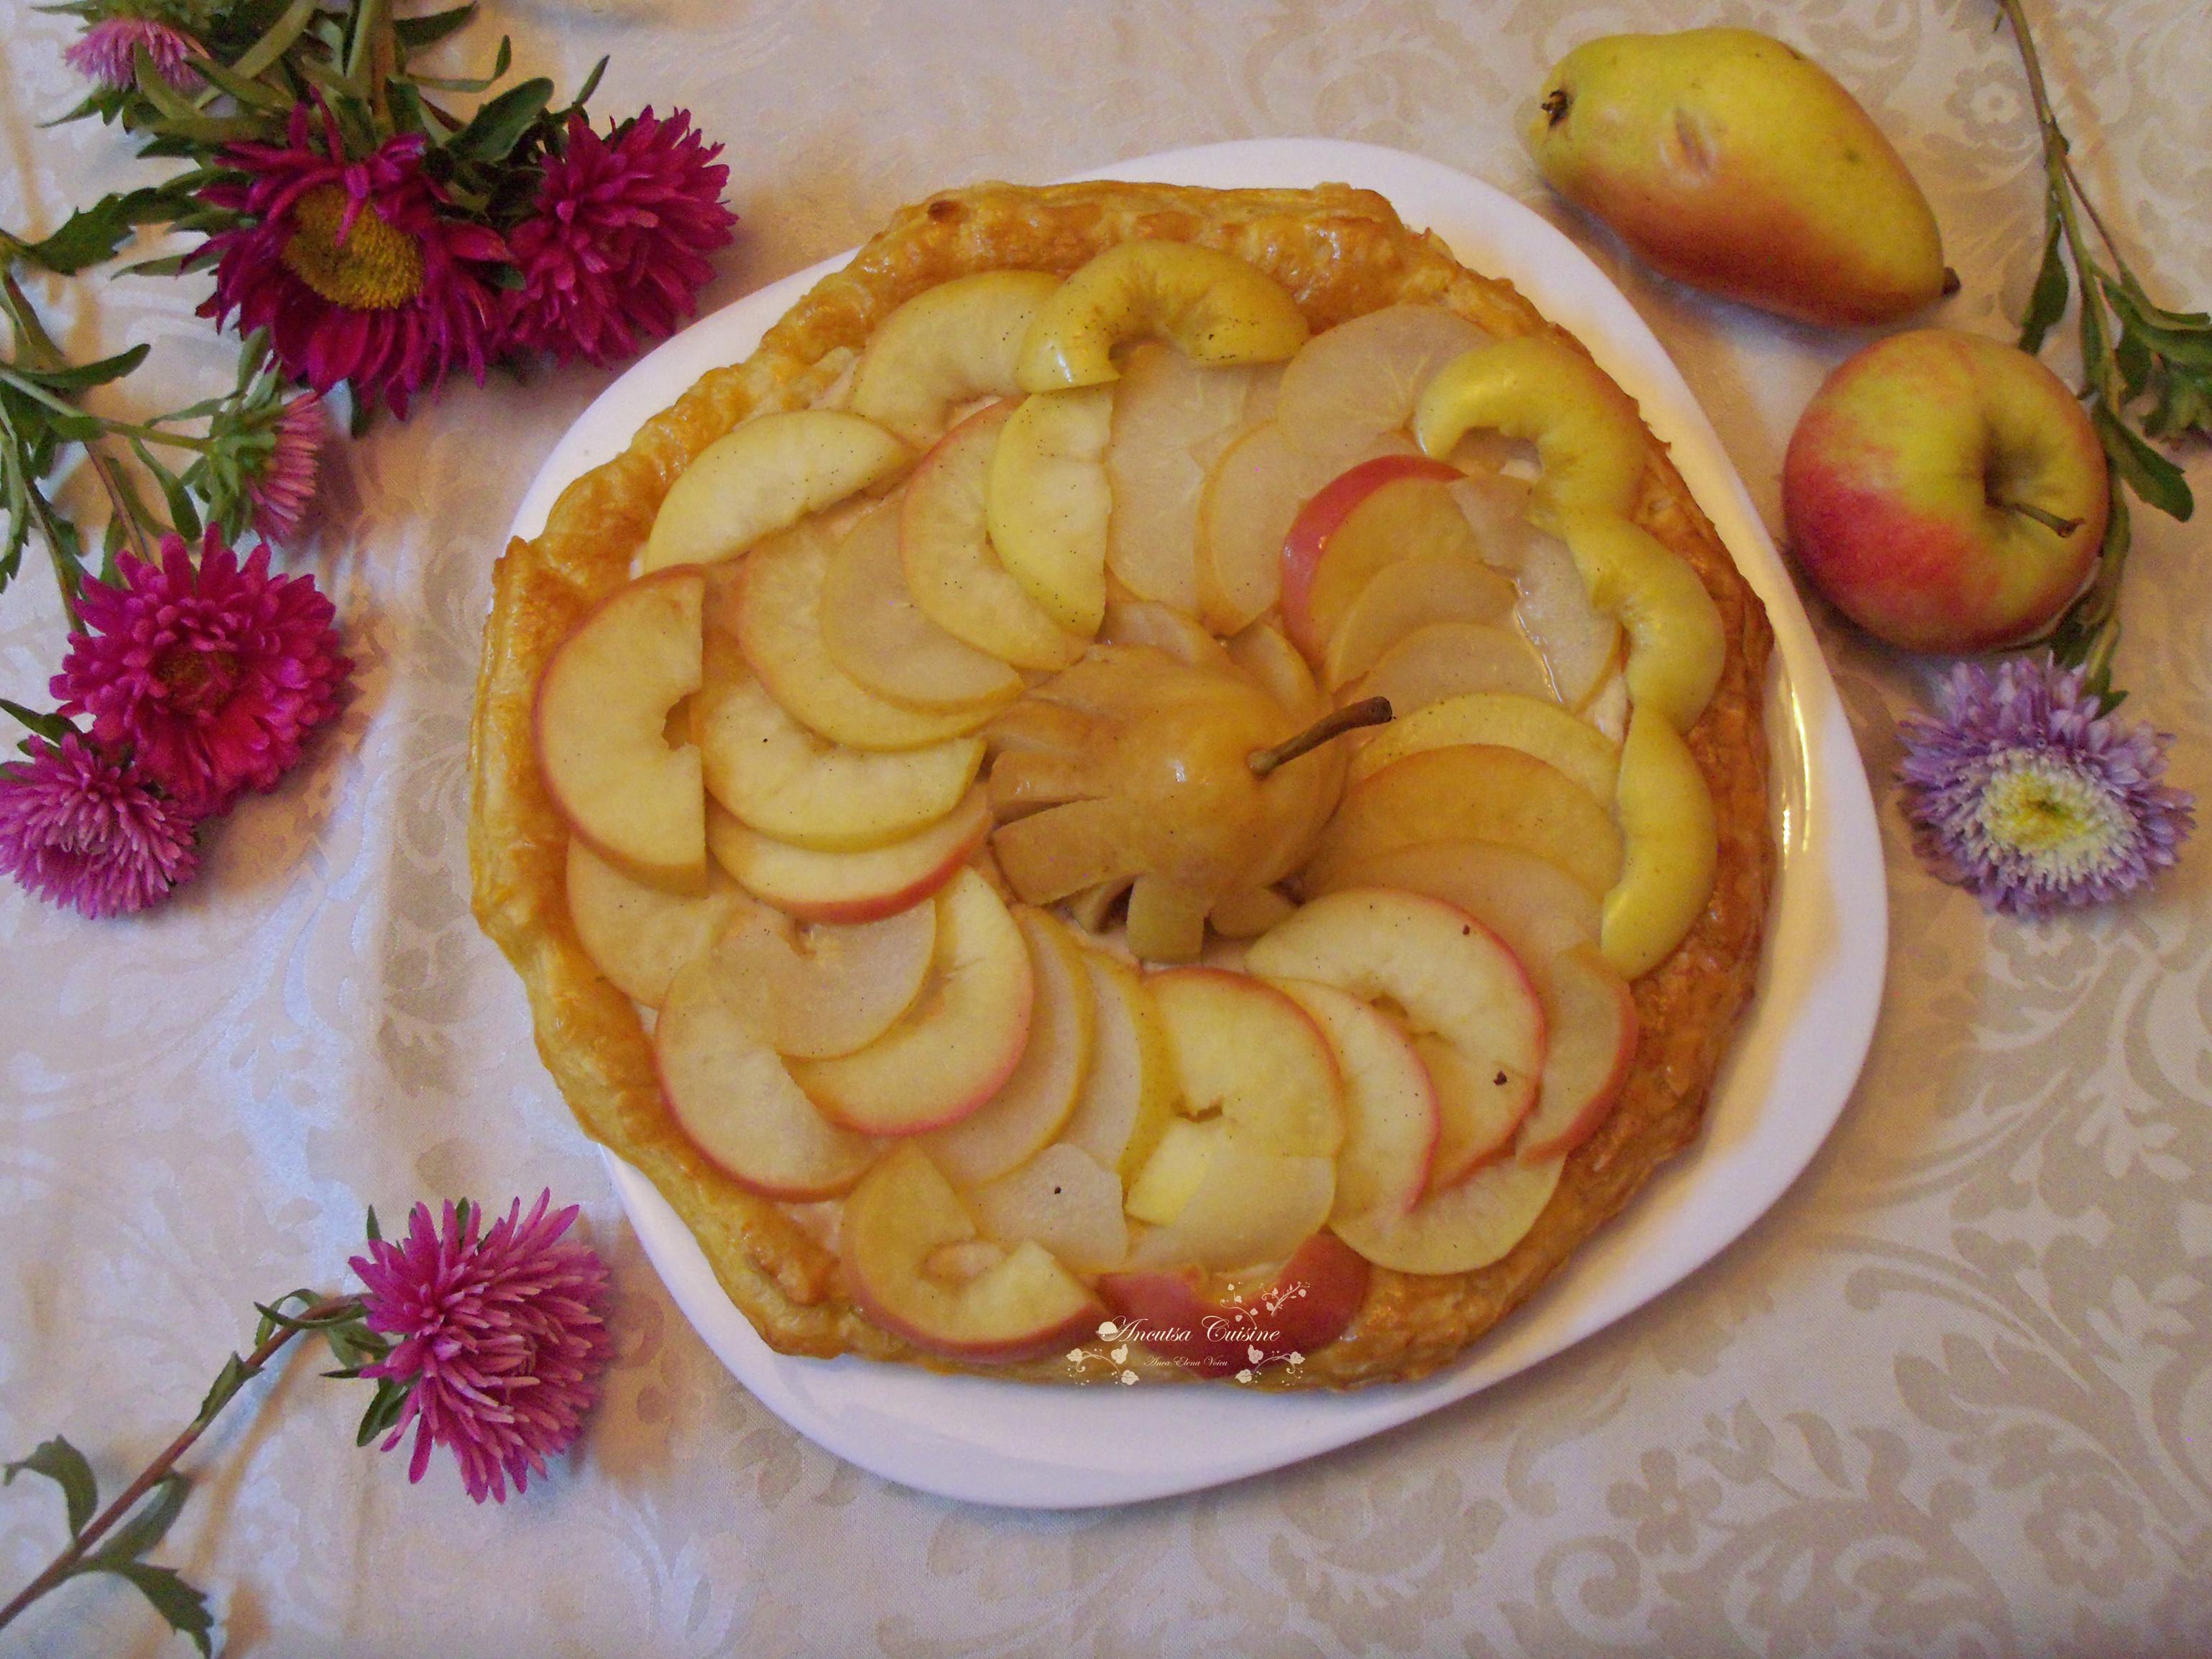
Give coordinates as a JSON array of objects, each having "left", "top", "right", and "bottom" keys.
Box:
[{"left": 469, "top": 179, "right": 1774, "bottom": 1387}]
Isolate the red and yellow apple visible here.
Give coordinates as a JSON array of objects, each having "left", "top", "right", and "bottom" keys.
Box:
[{"left": 1782, "top": 328, "right": 2107, "bottom": 652}]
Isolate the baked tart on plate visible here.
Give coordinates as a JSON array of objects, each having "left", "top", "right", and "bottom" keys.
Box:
[{"left": 469, "top": 179, "right": 1774, "bottom": 1388}]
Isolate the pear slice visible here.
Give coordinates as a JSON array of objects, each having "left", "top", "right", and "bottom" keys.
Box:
[
  {"left": 987, "top": 386, "right": 1116, "bottom": 636},
  {"left": 1414, "top": 336, "right": 1647, "bottom": 522},
  {"left": 1017, "top": 240, "right": 1309, "bottom": 391}
]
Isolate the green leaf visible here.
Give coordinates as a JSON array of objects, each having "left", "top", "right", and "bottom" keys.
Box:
[
  {"left": 89, "top": 1473, "right": 190, "bottom": 1566},
  {"left": 0, "top": 700, "right": 77, "bottom": 745},
  {"left": 193, "top": 1353, "right": 257, "bottom": 1431},
  {"left": 406, "top": 34, "right": 510, "bottom": 94},
  {"left": 15, "top": 190, "right": 178, "bottom": 274},
  {"left": 185, "top": 52, "right": 293, "bottom": 114},
  {"left": 98, "top": 1561, "right": 213, "bottom": 1657},
  {"left": 2019, "top": 205, "right": 2068, "bottom": 355},
  {"left": 354, "top": 1375, "right": 412, "bottom": 1448},
  {"left": 4, "top": 1436, "right": 100, "bottom": 1536},
  {"left": 128, "top": 439, "right": 202, "bottom": 542},
  {"left": 449, "top": 75, "right": 552, "bottom": 162},
  {"left": 2094, "top": 403, "right": 2195, "bottom": 520},
  {"left": 232, "top": 0, "right": 322, "bottom": 79},
  {"left": 395, "top": 2, "right": 479, "bottom": 51},
  {"left": 568, "top": 55, "right": 607, "bottom": 113},
  {"left": 21, "top": 342, "right": 152, "bottom": 392}
]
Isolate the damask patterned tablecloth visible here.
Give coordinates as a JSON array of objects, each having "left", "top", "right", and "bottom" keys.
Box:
[{"left": 2, "top": 1, "right": 2208, "bottom": 1654}]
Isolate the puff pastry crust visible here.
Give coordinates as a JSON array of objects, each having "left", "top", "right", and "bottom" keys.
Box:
[{"left": 469, "top": 179, "right": 1774, "bottom": 1387}]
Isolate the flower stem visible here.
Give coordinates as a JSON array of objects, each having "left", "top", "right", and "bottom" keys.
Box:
[{"left": 0, "top": 1294, "right": 354, "bottom": 1634}]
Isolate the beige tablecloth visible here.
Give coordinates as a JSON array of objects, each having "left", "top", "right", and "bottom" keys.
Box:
[{"left": 4, "top": 2, "right": 2208, "bottom": 1654}]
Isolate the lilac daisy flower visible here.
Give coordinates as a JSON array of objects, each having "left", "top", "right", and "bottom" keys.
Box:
[{"left": 1897, "top": 657, "right": 2193, "bottom": 916}]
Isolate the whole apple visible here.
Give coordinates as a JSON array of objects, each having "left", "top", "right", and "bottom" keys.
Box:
[{"left": 1782, "top": 328, "right": 2107, "bottom": 652}]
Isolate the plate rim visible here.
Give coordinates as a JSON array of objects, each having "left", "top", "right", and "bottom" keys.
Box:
[{"left": 506, "top": 137, "right": 1889, "bottom": 1510}]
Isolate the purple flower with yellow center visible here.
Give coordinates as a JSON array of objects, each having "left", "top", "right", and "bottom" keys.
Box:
[
  {"left": 1897, "top": 657, "right": 2193, "bottom": 916},
  {"left": 195, "top": 104, "right": 509, "bottom": 417}
]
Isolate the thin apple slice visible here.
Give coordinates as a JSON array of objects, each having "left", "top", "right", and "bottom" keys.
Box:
[
  {"left": 642, "top": 410, "right": 908, "bottom": 573},
  {"left": 1097, "top": 1233, "right": 1369, "bottom": 1375},
  {"left": 1016, "top": 240, "right": 1309, "bottom": 390},
  {"left": 1307, "top": 838, "right": 1602, "bottom": 982},
  {"left": 655, "top": 955, "right": 879, "bottom": 1200},
  {"left": 1124, "top": 1121, "right": 1337, "bottom": 1273},
  {"left": 1276, "top": 304, "right": 1490, "bottom": 468},
  {"left": 1348, "top": 691, "right": 1619, "bottom": 803},
  {"left": 1271, "top": 979, "right": 1437, "bottom": 1224},
  {"left": 1196, "top": 422, "right": 1309, "bottom": 635},
  {"left": 1060, "top": 948, "right": 1178, "bottom": 1183},
  {"left": 704, "top": 789, "right": 987, "bottom": 923},
  {"left": 566, "top": 836, "right": 742, "bottom": 1008},
  {"left": 1508, "top": 520, "right": 1623, "bottom": 709},
  {"left": 1414, "top": 336, "right": 1648, "bottom": 522},
  {"left": 970, "top": 1143, "right": 1129, "bottom": 1275},
  {"left": 987, "top": 386, "right": 1115, "bottom": 635},
  {"left": 706, "top": 896, "right": 936, "bottom": 1060},
  {"left": 1332, "top": 1152, "right": 1564, "bottom": 1275},
  {"left": 1557, "top": 511, "right": 1725, "bottom": 733},
  {"left": 535, "top": 568, "right": 706, "bottom": 883},
  {"left": 1417, "top": 1032, "right": 1534, "bottom": 1190},
  {"left": 789, "top": 869, "right": 1034, "bottom": 1135},
  {"left": 1302, "top": 743, "right": 1624, "bottom": 899},
  {"left": 1064, "top": 877, "right": 1130, "bottom": 934},
  {"left": 903, "top": 399, "right": 1089, "bottom": 670},
  {"left": 1292, "top": 471, "right": 1477, "bottom": 662},
  {"left": 1225, "top": 619, "right": 1328, "bottom": 721},
  {"left": 850, "top": 270, "right": 1064, "bottom": 447},
  {"left": 733, "top": 522, "right": 994, "bottom": 750},
  {"left": 1246, "top": 888, "right": 1546, "bottom": 1152},
  {"left": 1100, "top": 599, "right": 1234, "bottom": 672},
  {"left": 843, "top": 1144, "right": 1103, "bottom": 1364},
  {"left": 1352, "top": 621, "right": 1555, "bottom": 716},
  {"left": 920, "top": 908, "right": 1097, "bottom": 1185},
  {"left": 1102, "top": 343, "right": 1267, "bottom": 615},
  {"left": 695, "top": 672, "right": 982, "bottom": 852},
  {"left": 1602, "top": 706, "right": 1718, "bottom": 979},
  {"left": 1322, "top": 553, "right": 1520, "bottom": 691},
  {"left": 1517, "top": 941, "right": 1639, "bottom": 1163},
  {"left": 820, "top": 500, "right": 1022, "bottom": 713},
  {"left": 1148, "top": 967, "right": 1344, "bottom": 1157}
]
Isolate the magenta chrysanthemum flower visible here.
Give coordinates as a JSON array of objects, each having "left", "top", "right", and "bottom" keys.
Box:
[
  {"left": 0, "top": 734, "right": 200, "bottom": 918},
  {"left": 1898, "top": 657, "right": 2194, "bottom": 916},
  {"left": 245, "top": 390, "right": 326, "bottom": 543},
  {"left": 198, "top": 105, "right": 510, "bottom": 417},
  {"left": 52, "top": 530, "right": 351, "bottom": 818},
  {"left": 64, "top": 17, "right": 202, "bottom": 91},
  {"left": 351, "top": 1193, "right": 612, "bottom": 1505},
  {"left": 502, "top": 108, "right": 736, "bottom": 367}
]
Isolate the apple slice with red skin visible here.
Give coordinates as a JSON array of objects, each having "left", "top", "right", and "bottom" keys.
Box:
[
  {"left": 844, "top": 1144, "right": 1105, "bottom": 1364},
  {"left": 1416, "top": 1032, "right": 1535, "bottom": 1191},
  {"left": 1516, "top": 941, "right": 1639, "bottom": 1162},
  {"left": 705, "top": 894, "right": 937, "bottom": 1060},
  {"left": 1097, "top": 1233, "right": 1369, "bottom": 1377},
  {"left": 654, "top": 954, "right": 880, "bottom": 1201},
  {"left": 789, "top": 869, "right": 1034, "bottom": 1135},
  {"left": 566, "top": 836, "right": 742, "bottom": 1008},
  {"left": 1268, "top": 979, "right": 1437, "bottom": 1224},
  {"left": 1278, "top": 454, "right": 1462, "bottom": 659},
  {"left": 1332, "top": 1152, "right": 1564, "bottom": 1275},
  {"left": 704, "top": 789, "right": 988, "bottom": 925},
  {"left": 920, "top": 908, "right": 1097, "bottom": 1185},
  {"left": 535, "top": 567, "right": 706, "bottom": 884}
]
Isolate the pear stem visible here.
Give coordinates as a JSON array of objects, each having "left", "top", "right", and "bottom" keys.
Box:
[{"left": 1248, "top": 697, "right": 1392, "bottom": 777}]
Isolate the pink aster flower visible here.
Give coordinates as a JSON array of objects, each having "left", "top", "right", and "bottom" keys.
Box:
[
  {"left": 52, "top": 529, "right": 351, "bottom": 818},
  {"left": 0, "top": 734, "right": 200, "bottom": 919},
  {"left": 502, "top": 108, "right": 737, "bottom": 367},
  {"left": 351, "top": 1193, "right": 612, "bottom": 1505},
  {"left": 1897, "top": 657, "right": 2193, "bottom": 916},
  {"left": 64, "top": 16, "right": 203, "bottom": 91},
  {"left": 198, "top": 104, "right": 510, "bottom": 417},
  {"left": 244, "top": 390, "right": 327, "bottom": 543}
]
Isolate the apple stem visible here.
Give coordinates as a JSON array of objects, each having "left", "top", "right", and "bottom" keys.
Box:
[
  {"left": 1994, "top": 496, "right": 2086, "bottom": 537},
  {"left": 1248, "top": 697, "right": 1393, "bottom": 777}
]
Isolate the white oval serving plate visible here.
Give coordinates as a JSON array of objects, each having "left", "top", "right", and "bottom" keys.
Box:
[{"left": 506, "top": 138, "right": 1887, "bottom": 1511}]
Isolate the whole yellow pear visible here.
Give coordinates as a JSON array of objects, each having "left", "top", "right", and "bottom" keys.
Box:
[{"left": 1527, "top": 28, "right": 1949, "bottom": 327}]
